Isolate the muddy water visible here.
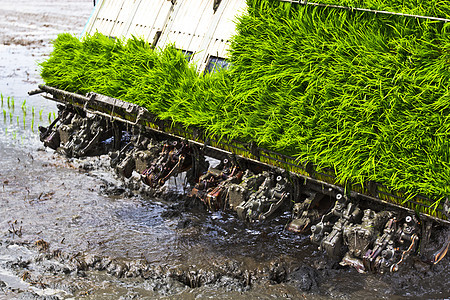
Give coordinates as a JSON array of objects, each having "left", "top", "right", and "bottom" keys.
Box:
[{"left": 0, "top": 1, "right": 449, "bottom": 299}]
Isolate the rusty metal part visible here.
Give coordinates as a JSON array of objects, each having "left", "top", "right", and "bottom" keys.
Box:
[
  {"left": 340, "top": 252, "right": 366, "bottom": 274},
  {"left": 321, "top": 218, "right": 346, "bottom": 259},
  {"left": 142, "top": 141, "right": 193, "bottom": 188},
  {"left": 430, "top": 233, "right": 449, "bottom": 264},
  {"left": 311, "top": 194, "right": 362, "bottom": 250},
  {"left": 287, "top": 191, "right": 326, "bottom": 233},
  {"left": 363, "top": 217, "right": 397, "bottom": 272},
  {"left": 390, "top": 233, "right": 419, "bottom": 272},
  {"left": 361, "top": 215, "right": 421, "bottom": 273},
  {"left": 190, "top": 159, "right": 242, "bottom": 211},
  {"left": 343, "top": 210, "right": 392, "bottom": 259},
  {"left": 338, "top": 210, "right": 392, "bottom": 272},
  {"left": 310, "top": 198, "right": 423, "bottom": 273},
  {"left": 236, "top": 173, "right": 292, "bottom": 222},
  {"left": 39, "top": 115, "right": 61, "bottom": 149}
]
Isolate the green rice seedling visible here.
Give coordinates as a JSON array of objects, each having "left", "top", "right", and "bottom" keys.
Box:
[
  {"left": 11, "top": 98, "right": 14, "bottom": 110},
  {"left": 53, "top": 112, "right": 56, "bottom": 120},
  {"left": 31, "top": 110, "right": 35, "bottom": 132},
  {"left": 48, "top": 112, "right": 51, "bottom": 124},
  {"left": 2, "top": 109, "right": 6, "bottom": 123},
  {"left": 7, "top": 97, "right": 10, "bottom": 109},
  {"left": 9, "top": 112, "right": 12, "bottom": 123},
  {"left": 0, "top": 93, "right": 3, "bottom": 107},
  {"left": 16, "top": 116, "right": 19, "bottom": 126},
  {"left": 32, "top": 107, "right": 35, "bottom": 117},
  {"left": 39, "top": 109, "right": 43, "bottom": 121}
]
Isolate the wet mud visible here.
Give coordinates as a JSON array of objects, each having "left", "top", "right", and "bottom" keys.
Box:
[{"left": 0, "top": 1, "right": 449, "bottom": 299}]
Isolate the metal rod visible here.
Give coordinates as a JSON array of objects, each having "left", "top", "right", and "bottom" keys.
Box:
[
  {"left": 278, "top": 0, "right": 450, "bottom": 23},
  {"left": 28, "top": 88, "right": 44, "bottom": 96},
  {"left": 39, "top": 84, "right": 90, "bottom": 103}
]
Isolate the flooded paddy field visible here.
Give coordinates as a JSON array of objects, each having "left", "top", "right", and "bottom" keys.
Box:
[{"left": 0, "top": 1, "right": 449, "bottom": 299}]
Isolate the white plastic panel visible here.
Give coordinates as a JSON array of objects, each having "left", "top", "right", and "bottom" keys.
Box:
[
  {"left": 84, "top": 0, "right": 172, "bottom": 41},
  {"left": 195, "top": 0, "right": 247, "bottom": 72},
  {"left": 122, "top": 0, "right": 173, "bottom": 42},
  {"left": 185, "top": 0, "right": 216, "bottom": 51},
  {"left": 83, "top": 0, "right": 248, "bottom": 73},
  {"left": 109, "top": 0, "right": 140, "bottom": 38},
  {"left": 214, "top": 0, "right": 247, "bottom": 43},
  {"left": 85, "top": 0, "right": 128, "bottom": 37},
  {"left": 157, "top": 0, "right": 216, "bottom": 52}
]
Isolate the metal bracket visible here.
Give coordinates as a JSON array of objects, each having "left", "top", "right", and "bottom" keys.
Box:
[{"left": 213, "top": 0, "right": 222, "bottom": 12}]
